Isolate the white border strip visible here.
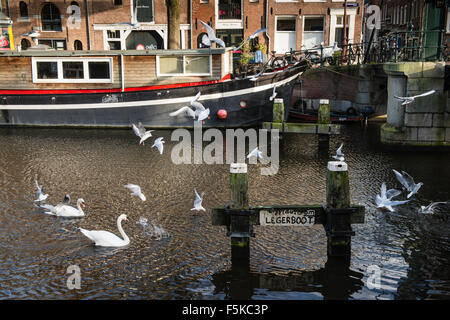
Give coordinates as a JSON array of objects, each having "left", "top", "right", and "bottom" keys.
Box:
[{"left": 0, "top": 73, "right": 300, "bottom": 110}]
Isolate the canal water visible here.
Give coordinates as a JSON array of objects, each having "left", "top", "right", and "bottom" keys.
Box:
[{"left": 0, "top": 123, "right": 449, "bottom": 300}]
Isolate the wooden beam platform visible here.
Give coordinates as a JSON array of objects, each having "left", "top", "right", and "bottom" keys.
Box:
[{"left": 262, "top": 122, "right": 340, "bottom": 134}]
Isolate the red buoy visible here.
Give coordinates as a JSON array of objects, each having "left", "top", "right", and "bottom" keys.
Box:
[{"left": 217, "top": 109, "right": 227, "bottom": 119}]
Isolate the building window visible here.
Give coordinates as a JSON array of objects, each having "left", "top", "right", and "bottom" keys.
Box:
[
  {"left": 218, "top": 0, "right": 242, "bottom": 20},
  {"left": 134, "top": 0, "right": 154, "bottom": 23},
  {"left": 20, "top": 38, "right": 31, "bottom": 50},
  {"left": 74, "top": 40, "right": 83, "bottom": 50},
  {"left": 114, "top": 0, "right": 123, "bottom": 5},
  {"left": 41, "top": 3, "right": 62, "bottom": 31},
  {"left": 215, "top": 29, "right": 243, "bottom": 47},
  {"left": 32, "top": 58, "right": 113, "bottom": 83},
  {"left": 19, "top": 1, "right": 28, "bottom": 17},
  {"left": 157, "top": 55, "right": 211, "bottom": 76},
  {"left": 38, "top": 39, "right": 66, "bottom": 50}
]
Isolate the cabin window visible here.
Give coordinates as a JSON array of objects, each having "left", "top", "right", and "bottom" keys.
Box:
[
  {"left": 32, "top": 58, "right": 113, "bottom": 83},
  {"left": 20, "top": 38, "right": 31, "bottom": 50},
  {"left": 157, "top": 55, "right": 211, "bottom": 76},
  {"left": 88, "top": 62, "right": 110, "bottom": 79},
  {"left": 41, "top": 3, "right": 62, "bottom": 31},
  {"left": 63, "top": 62, "right": 84, "bottom": 79},
  {"left": 37, "top": 62, "right": 58, "bottom": 79}
]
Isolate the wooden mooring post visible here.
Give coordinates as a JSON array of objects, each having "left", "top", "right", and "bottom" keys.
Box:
[
  {"left": 212, "top": 162, "right": 364, "bottom": 261},
  {"left": 262, "top": 98, "right": 340, "bottom": 143}
]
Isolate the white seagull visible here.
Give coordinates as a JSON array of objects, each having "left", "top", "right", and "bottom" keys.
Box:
[
  {"left": 22, "top": 30, "right": 40, "bottom": 38},
  {"left": 200, "top": 20, "right": 226, "bottom": 48},
  {"left": 197, "top": 108, "right": 210, "bottom": 123},
  {"left": 34, "top": 180, "right": 49, "bottom": 202},
  {"left": 419, "top": 201, "right": 449, "bottom": 214},
  {"left": 247, "top": 147, "right": 263, "bottom": 159},
  {"left": 392, "top": 169, "right": 423, "bottom": 199},
  {"left": 79, "top": 214, "right": 130, "bottom": 247},
  {"left": 269, "top": 86, "right": 278, "bottom": 101},
  {"left": 124, "top": 184, "right": 146, "bottom": 201},
  {"left": 375, "top": 182, "right": 409, "bottom": 212},
  {"left": 43, "top": 198, "right": 86, "bottom": 218},
  {"left": 132, "top": 122, "right": 154, "bottom": 145},
  {"left": 234, "top": 28, "right": 268, "bottom": 51},
  {"left": 191, "top": 188, "right": 206, "bottom": 212},
  {"left": 169, "top": 92, "right": 206, "bottom": 119},
  {"left": 152, "top": 137, "right": 165, "bottom": 154},
  {"left": 332, "top": 143, "right": 345, "bottom": 162},
  {"left": 394, "top": 90, "right": 436, "bottom": 106}
]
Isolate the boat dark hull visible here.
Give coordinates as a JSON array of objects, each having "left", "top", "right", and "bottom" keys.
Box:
[
  {"left": 288, "top": 109, "right": 362, "bottom": 123},
  {"left": 0, "top": 64, "right": 306, "bottom": 128}
]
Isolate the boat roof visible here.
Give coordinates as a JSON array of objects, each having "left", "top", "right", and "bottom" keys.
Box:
[{"left": 0, "top": 48, "right": 231, "bottom": 57}]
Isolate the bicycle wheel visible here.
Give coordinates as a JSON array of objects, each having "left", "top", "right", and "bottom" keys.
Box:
[{"left": 271, "top": 57, "right": 287, "bottom": 69}]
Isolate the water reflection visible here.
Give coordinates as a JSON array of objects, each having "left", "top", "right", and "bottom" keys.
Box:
[{"left": 0, "top": 123, "right": 448, "bottom": 299}]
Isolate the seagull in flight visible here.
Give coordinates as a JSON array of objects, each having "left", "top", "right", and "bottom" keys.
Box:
[
  {"left": 200, "top": 20, "right": 226, "bottom": 48},
  {"left": 332, "top": 143, "right": 345, "bottom": 162},
  {"left": 234, "top": 28, "right": 268, "bottom": 51},
  {"left": 152, "top": 137, "right": 165, "bottom": 154},
  {"left": 22, "top": 30, "right": 40, "bottom": 38},
  {"left": 394, "top": 90, "right": 435, "bottom": 105},
  {"left": 124, "top": 184, "right": 146, "bottom": 201},
  {"left": 269, "top": 86, "right": 278, "bottom": 101},
  {"left": 247, "top": 147, "right": 263, "bottom": 159},
  {"left": 191, "top": 188, "right": 206, "bottom": 212},
  {"left": 169, "top": 92, "right": 206, "bottom": 119},
  {"left": 248, "top": 67, "right": 264, "bottom": 81},
  {"left": 419, "top": 201, "right": 449, "bottom": 214},
  {"left": 392, "top": 169, "right": 423, "bottom": 198},
  {"left": 132, "top": 122, "right": 154, "bottom": 145},
  {"left": 34, "top": 180, "right": 49, "bottom": 202},
  {"left": 197, "top": 108, "right": 210, "bottom": 123},
  {"left": 375, "top": 182, "right": 409, "bottom": 212}
]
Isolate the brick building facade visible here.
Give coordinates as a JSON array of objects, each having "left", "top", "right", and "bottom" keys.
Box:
[{"left": 1, "top": 0, "right": 364, "bottom": 52}]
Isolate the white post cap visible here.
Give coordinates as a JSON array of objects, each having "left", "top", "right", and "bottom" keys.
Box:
[
  {"left": 230, "top": 163, "right": 247, "bottom": 173},
  {"left": 327, "top": 161, "right": 348, "bottom": 171}
]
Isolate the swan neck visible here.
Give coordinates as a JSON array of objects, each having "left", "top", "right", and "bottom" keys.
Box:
[
  {"left": 77, "top": 201, "right": 84, "bottom": 215},
  {"left": 117, "top": 218, "right": 130, "bottom": 244}
]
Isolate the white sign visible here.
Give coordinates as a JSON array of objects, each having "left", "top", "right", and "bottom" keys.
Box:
[{"left": 260, "top": 209, "right": 316, "bottom": 226}]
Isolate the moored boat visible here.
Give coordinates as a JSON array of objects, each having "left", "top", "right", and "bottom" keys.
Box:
[{"left": 0, "top": 48, "right": 308, "bottom": 128}]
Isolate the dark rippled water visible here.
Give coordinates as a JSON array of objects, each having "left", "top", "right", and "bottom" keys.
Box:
[{"left": 0, "top": 123, "right": 449, "bottom": 300}]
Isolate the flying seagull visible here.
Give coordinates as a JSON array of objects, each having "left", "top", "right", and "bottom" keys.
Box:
[
  {"left": 332, "top": 143, "right": 345, "bottom": 162},
  {"left": 394, "top": 90, "right": 435, "bottom": 105},
  {"left": 191, "top": 188, "right": 206, "bottom": 212},
  {"left": 200, "top": 20, "right": 226, "bottom": 48},
  {"left": 247, "top": 147, "right": 263, "bottom": 159},
  {"left": 124, "top": 184, "right": 146, "bottom": 201},
  {"left": 392, "top": 169, "right": 423, "bottom": 199},
  {"left": 169, "top": 106, "right": 197, "bottom": 119},
  {"left": 248, "top": 67, "right": 265, "bottom": 81},
  {"left": 152, "top": 137, "right": 165, "bottom": 154},
  {"left": 419, "top": 201, "right": 449, "bottom": 214},
  {"left": 34, "top": 180, "right": 49, "bottom": 202},
  {"left": 22, "top": 30, "right": 40, "bottom": 38},
  {"left": 169, "top": 92, "right": 206, "bottom": 119},
  {"left": 132, "top": 122, "right": 154, "bottom": 145},
  {"left": 197, "top": 108, "right": 210, "bottom": 123},
  {"left": 375, "top": 182, "right": 409, "bottom": 212},
  {"left": 234, "top": 28, "right": 268, "bottom": 51},
  {"left": 269, "top": 86, "right": 278, "bottom": 101}
]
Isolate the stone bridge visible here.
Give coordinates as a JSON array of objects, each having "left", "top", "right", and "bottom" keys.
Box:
[{"left": 292, "top": 62, "right": 449, "bottom": 148}]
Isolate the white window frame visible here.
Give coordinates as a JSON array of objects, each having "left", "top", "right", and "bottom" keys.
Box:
[
  {"left": 329, "top": 8, "right": 356, "bottom": 45},
  {"left": 447, "top": 9, "right": 450, "bottom": 33},
  {"left": 156, "top": 55, "right": 212, "bottom": 77},
  {"left": 130, "top": 0, "right": 155, "bottom": 24},
  {"left": 32, "top": 57, "right": 113, "bottom": 83},
  {"left": 216, "top": 0, "right": 244, "bottom": 29}
]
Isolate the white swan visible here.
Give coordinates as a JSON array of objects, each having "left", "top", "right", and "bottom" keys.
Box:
[
  {"left": 44, "top": 198, "right": 86, "bottom": 217},
  {"left": 79, "top": 214, "right": 130, "bottom": 247}
]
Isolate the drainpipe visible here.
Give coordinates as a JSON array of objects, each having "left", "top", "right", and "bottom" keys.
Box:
[
  {"left": 85, "top": 0, "right": 91, "bottom": 50},
  {"left": 189, "top": 0, "right": 192, "bottom": 48},
  {"left": 264, "top": 0, "right": 270, "bottom": 53}
]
